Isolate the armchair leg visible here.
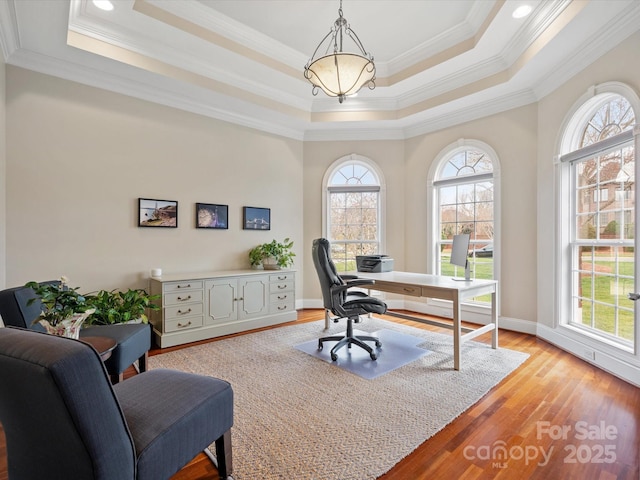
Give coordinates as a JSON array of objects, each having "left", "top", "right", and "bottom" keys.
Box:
[
  {"left": 138, "top": 351, "right": 148, "bottom": 373},
  {"left": 215, "top": 430, "right": 233, "bottom": 479}
]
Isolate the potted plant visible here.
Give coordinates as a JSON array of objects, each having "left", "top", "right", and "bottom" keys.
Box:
[
  {"left": 84, "top": 288, "right": 160, "bottom": 326},
  {"left": 25, "top": 277, "right": 95, "bottom": 338},
  {"left": 248, "top": 238, "right": 295, "bottom": 270}
]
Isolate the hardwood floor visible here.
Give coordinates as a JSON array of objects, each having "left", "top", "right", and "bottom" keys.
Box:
[{"left": 1, "top": 309, "right": 638, "bottom": 479}]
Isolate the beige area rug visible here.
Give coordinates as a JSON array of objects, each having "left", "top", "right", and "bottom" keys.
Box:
[{"left": 149, "top": 317, "right": 529, "bottom": 480}]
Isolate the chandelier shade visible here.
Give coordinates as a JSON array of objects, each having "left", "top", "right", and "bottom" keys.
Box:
[{"left": 304, "top": 1, "right": 376, "bottom": 103}]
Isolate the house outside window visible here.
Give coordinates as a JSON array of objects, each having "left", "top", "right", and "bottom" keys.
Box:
[{"left": 323, "top": 154, "right": 384, "bottom": 271}]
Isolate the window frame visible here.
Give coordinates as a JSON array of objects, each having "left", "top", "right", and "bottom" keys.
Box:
[
  {"left": 556, "top": 82, "right": 640, "bottom": 362},
  {"left": 322, "top": 154, "right": 386, "bottom": 268},
  {"left": 427, "top": 139, "right": 501, "bottom": 311}
]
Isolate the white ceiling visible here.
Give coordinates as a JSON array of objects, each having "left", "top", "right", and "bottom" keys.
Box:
[{"left": 1, "top": 0, "right": 639, "bottom": 141}]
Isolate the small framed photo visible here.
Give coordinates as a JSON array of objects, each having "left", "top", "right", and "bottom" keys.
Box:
[
  {"left": 138, "top": 198, "right": 178, "bottom": 228},
  {"left": 196, "top": 203, "right": 228, "bottom": 229},
  {"left": 243, "top": 206, "right": 270, "bottom": 230}
]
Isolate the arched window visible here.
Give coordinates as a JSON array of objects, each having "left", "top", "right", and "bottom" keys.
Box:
[
  {"left": 559, "top": 87, "right": 637, "bottom": 347},
  {"left": 323, "top": 155, "right": 384, "bottom": 271},
  {"left": 429, "top": 140, "right": 500, "bottom": 301}
]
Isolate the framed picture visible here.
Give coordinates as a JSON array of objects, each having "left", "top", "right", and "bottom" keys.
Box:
[
  {"left": 243, "top": 206, "right": 270, "bottom": 230},
  {"left": 196, "top": 203, "right": 229, "bottom": 229},
  {"left": 138, "top": 198, "right": 178, "bottom": 228}
]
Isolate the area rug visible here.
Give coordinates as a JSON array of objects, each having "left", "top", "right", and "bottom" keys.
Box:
[
  {"left": 149, "top": 317, "right": 529, "bottom": 480},
  {"left": 294, "top": 328, "right": 433, "bottom": 379}
]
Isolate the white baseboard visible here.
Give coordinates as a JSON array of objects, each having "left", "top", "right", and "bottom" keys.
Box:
[{"left": 537, "top": 324, "right": 640, "bottom": 387}]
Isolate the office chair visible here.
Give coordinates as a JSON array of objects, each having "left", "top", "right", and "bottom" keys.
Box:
[
  {"left": 312, "top": 238, "right": 387, "bottom": 361},
  {"left": 0, "top": 327, "right": 233, "bottom": 480},
  {"left": 0, "top": 281, "right": 151, "bottom": 383}
]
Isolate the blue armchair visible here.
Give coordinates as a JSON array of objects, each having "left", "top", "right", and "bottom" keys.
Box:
[{"left": 0, "top": 327, "right": 234, "bottom": 479}]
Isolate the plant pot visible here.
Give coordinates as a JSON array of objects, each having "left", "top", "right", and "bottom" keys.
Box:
[
  {"left": 262, "top": 257, "right": 281, "bottom": 270},
  {"left": 39, "top": 309, "right": 95, "bottom": 339}
]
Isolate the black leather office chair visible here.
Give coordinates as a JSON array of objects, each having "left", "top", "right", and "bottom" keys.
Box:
[
  {"left": 312, "top": 238, "right": 387, "bottom": 361},
  {"left": 0, "top": 282, "right": 151, "bottom": 383},
  {"left": 0, "top": 327, "right": 233, "bottom": 480}
]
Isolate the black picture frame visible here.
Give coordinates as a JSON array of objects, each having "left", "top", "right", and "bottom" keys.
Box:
[
  {"left": 138, "top": 198, "right": 178, "bottom": 228},
  {"left": 196, "top": 203, "right": 229, "bottom": 229},
  {"left": 243, "top": 206, "right": 270, "bottom": 230}
]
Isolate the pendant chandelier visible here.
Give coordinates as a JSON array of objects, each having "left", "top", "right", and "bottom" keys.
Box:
[{"left": 303, "top": 0, "right": 376, "bottom": 103}]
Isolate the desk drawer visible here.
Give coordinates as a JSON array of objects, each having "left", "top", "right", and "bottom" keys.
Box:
[
  {"left": 165, "top": 316, "right": 203, "bottom": 333},
  {"left": 371, "top": 281, "right": 422, "bottom": 297},
  {"left": 163, "top": 281, "right": 204, "bottom": 293},
  {"left": 165, "top": 303, "right": 204, "bottom": 319},
  {"left": 164, "top": 290, "right": 203, "bottom": 306}
]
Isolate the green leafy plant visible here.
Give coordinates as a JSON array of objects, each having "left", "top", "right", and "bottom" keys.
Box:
[
  {"left": 84, "top": 288, "right": 160, "bottom": 325},
  {"left": 25, "top": 277, "right": 89, "bottom": 326},
  {"left": 248, "top": 238, "right": 295, "bottom": 269}
]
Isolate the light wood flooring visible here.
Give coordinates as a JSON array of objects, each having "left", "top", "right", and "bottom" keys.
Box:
[{"left": 1, "top": 309, "right": 638, "bottom": 479}]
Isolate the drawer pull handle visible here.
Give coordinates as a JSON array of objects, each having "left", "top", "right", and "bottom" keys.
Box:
[
  {"left": 404, "top": 288, "right": 415, "bottom": 293},
  {"left": 278, "top": 284, "right": 287, "bottom": 289},
  {"left": 278, "top": 305, "right": 287, "bottom": 310},
  {"left": 177, "top": 321, "right": 192, "bottom": 328},
  {"left": 177, "top": 284, "right": 191, "bottom": 289},
  {"left": 233, "top": 297, "right": 244, "bottom": 302},
  {"left": 278, "top": 276, "right": 287, "bottom": 280},
  {"left": 277, "top": 295, "right": 287, "bottom": 300},
  {"left": 177, "top": 308, "right": 192, "bottom": 315},
  {"left": 177, "top": 295, "right": 191, "bottom": 301}
]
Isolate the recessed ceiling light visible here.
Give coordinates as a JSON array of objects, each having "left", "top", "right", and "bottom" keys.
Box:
[
  {"left": 92, "top": 0, "right": 114, "bottom": 11},
  {"left": 512, "top": 5, "right": 532, "bottom": 19}
]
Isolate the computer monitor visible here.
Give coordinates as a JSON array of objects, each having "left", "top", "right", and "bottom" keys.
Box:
[{"left": 450, "top": 233, "right": 471, "bottom": 281}]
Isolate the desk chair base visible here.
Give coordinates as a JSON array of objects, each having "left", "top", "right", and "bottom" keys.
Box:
[{"left": 318, "top": 316, "right": 381, "bottom": 361}]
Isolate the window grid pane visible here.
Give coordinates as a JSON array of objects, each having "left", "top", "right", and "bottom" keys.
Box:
[
  {"left": 328, "top": 162, "right": 380, "bottom": 271},
  {"left": 570, "top": 95, "right": 635, "bottom": 345}
]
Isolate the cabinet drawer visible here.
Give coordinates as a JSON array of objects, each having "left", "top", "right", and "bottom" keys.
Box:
[
  {"left": 164, "top": 290, "right": 203, "bottom": 306},
  {"left": 269, "top": 273, "right": 294, "bottom": 283},
  {"left": 270, "top": 291, "right": 293, "bottom": 304},
  {"left": 165, "top": 316, "right": 203, "bottom": 333},
  {"left": 269, "top": 302, "right": 295, "bottom": 315},
  {"left": 163, "top": 281, "right": 204, "bottom": 293},
  {"left": 165, "top": 303, "right": 204, "bottom": 319},
  {"left": 270, "top": 281, "right": 293, "bottom": 294},
  {"left": 370, "top": 281, "right": 421, "bottom": 297}
]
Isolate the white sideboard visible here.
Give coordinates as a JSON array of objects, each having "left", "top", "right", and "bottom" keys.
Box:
[{"left": 149, "top": 269, "right": 296, "bottom": 347}]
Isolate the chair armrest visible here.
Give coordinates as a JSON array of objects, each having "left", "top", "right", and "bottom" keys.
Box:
[
  {"left": 344, "top": 279, "right": 375, "bottom": 288},
  {"left": 339, "top": 274, "right": 358, "bottom": 280}
]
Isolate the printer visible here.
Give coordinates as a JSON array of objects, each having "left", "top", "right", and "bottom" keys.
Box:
[{"left": 356, "top": 255, "right": 394, "bottom": 273}]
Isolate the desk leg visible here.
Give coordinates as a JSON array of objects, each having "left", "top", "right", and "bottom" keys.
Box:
[
  {"left": 491, "top": 290, "right": 498, "bottom": 349},
  {"left": 324, "top": 309, "right": 331, "bottom": 330},
  {"left": 453, "top": 294, "right": 461, "bottom": 371}
]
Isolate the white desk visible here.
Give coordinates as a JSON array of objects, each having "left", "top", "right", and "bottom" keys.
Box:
[{"left": 340, "top": 271, "right": 498, "bottom": 370}]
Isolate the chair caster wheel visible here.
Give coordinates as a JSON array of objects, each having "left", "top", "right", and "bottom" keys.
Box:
[
  {"left": 318, "top": 343, "right": 323, "bottom": 351},
  {"left": 375, "top": 341, "right": 382, "bottom": 348},
  {"left": 331, "top": 353, "right": 338, "bottom": 361},
  {"left": 370, "top": 353, "right": 377, "bottom": 360}
]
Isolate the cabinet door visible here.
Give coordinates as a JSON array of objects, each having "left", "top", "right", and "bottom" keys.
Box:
[
  {"left": 205, "top": 279, "right": 237, "bottom": 324},
  {"left": 238, "top": 276, "right": 268, "bottom": 319}
]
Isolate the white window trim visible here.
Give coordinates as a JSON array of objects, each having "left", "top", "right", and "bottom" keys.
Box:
[
  {"left": 553, "top": 82, "right": 640, "bottom": 373},
  {"left": 426, "top": 139, "right": 501, "bottom": 314},
  {"left": 321, "top": 153, "right": 387, "bottom": 253}
]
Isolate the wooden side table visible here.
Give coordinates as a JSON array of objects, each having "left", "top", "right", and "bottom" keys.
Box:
[{"left": 81, "top": 336, "right": 117, "bottom": 361}]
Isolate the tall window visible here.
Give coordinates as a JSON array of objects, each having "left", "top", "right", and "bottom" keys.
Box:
[
  {"left": 430, "top": 141, "right": 499, "bottom": 302},
  {"left": 560, "top": 93, "right": 636, "bottom": 347},
  {"left": 324, "top": 155, "right": 383, "bottom": 271}
]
